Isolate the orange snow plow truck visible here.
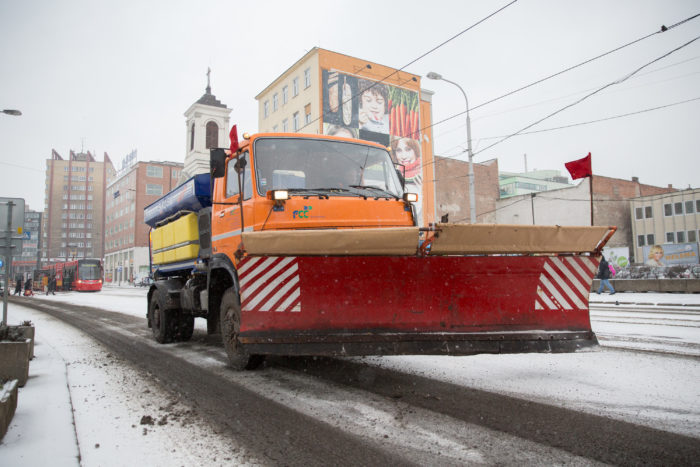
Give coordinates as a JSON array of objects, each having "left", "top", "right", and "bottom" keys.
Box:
[{"left": 145, "top": 132, "right": 615, "bottom": 369}]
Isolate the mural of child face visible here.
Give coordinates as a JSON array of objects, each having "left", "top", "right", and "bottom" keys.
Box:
[
  {"left": 394, "top": 138, "right": 417, "bottom": 165},
  {"left": 361, "top": 90, "right": 386, "bottom": 123}
]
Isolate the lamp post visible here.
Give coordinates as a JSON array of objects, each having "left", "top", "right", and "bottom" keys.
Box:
[
  {"left": 426, "top": 72, "right": 476, "bottom": 223},
  {"left": 2, "top": 109, "right": 22, "bottom": 116}
]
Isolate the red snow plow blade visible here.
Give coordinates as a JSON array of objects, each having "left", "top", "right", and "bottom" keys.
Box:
[{"left": 238, "top": 224, "right": 615, "bottom": 357}]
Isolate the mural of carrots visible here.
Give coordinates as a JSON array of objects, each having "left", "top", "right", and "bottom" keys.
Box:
[{"left": 389, "top": 87, "right": 420, "bottom": 140}]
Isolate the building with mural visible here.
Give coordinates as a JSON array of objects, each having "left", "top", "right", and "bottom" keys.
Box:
[
  {"left": 255, "top": 47, "right": 436, "bottom": 226},
  {"left": 630, "top": 187, "right": 699, "bottom": 265}
]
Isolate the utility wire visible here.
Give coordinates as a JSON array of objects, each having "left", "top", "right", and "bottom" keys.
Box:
[
  {"left": 475, "top": 95, "right": 700, "bottom": 141},
  {"left": 469, "top": 34, "right": 700, "bottom": 157},
  {"left": 297, "top": 0, "right": 518, "bottom": 133},
  {"left": 422, "top": 12, "right": 700, "bottom": 139}
]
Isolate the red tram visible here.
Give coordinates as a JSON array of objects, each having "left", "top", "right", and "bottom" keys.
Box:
[{"left": 39, "top": 259, "right": 103, "bottom": 292}]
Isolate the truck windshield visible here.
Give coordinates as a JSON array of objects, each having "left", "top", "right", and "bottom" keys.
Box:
[{"left": 253, "top": 137, "right": 404, "bottom": 198}]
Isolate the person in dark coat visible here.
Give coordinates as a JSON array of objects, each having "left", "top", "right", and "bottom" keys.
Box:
[
  {"left": 47, "top": 275, "right": 56, "bottom": 295},
  {"left": 14, "top": 275, "right": 23, "bottom": 296},
  {"left": 596, "top": 256, "right": 615, "bottom": 295},
  {"left": 23, "top": 278, "right": 33, "bottom": 296}
]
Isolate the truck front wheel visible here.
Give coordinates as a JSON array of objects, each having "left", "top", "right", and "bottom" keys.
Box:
[
  {"left": 149, "top": 293, "right": 175, "bottom": 343},
  {"left": 220, "top": 288, "right": 263, "bottom": 370}
]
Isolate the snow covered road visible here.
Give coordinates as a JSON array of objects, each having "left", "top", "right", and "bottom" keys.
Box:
[{"left": 2, "top": 287, "right": 698, "bottom": 465}]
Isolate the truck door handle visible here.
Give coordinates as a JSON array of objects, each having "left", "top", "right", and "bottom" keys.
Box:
[{"left": 218, "top": 211, "right": 225, "bottom": 218}]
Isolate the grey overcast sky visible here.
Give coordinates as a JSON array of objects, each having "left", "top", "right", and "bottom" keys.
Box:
[{"left": 1, "top": 0, "right": 698, "bottom": 210}]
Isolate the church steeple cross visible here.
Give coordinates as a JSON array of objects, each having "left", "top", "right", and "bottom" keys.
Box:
[{"left": 206, "top": 67, "right": 211, "bottom": 94}]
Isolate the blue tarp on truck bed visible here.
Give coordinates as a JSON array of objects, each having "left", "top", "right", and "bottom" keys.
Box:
[{"left": 144, "top": 174, "right": 211, "bottom": 228}]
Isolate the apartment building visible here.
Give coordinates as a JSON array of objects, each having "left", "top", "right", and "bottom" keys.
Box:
[
  {"left": 255, "top": 47, "right": 437, "bottom": 226},
  {"left": 104, "top": 158, "right": 183, "bottom": 283},
  {"left": 42, "top": 150, "right": 114, "bottom": 263}
]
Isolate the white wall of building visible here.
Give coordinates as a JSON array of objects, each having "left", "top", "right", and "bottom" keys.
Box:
[{"left": 496, "top": 180, "right": 591, "bottom": 226}]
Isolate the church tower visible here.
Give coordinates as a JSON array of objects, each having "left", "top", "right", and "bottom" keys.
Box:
[{"left": 181, "top": 69, "right": 231, "bottom": 183}]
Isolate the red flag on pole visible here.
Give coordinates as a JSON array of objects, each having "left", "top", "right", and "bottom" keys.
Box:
[
  {"left": 229, "top": 125, "right": 239, "bottom": 154},
  {"left": 565, "top": 152, "right": 592, "bottom": 180}
]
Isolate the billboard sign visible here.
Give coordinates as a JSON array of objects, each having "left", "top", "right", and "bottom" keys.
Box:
[
  {"left": 602, "top": 246, "right": 630, "bottom": 268},
  {"left": 642, "top": 243, "right": 699, "bottom": 266},
  {"left": 321, "top": 69, "right": 423, "bottom": 223}
]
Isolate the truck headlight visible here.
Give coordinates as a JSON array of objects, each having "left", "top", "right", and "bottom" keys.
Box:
[{"left": 403, "top": 193, "right": 418, "bottom": 203}]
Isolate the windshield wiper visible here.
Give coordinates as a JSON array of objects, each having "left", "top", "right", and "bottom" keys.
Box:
[
  {"left": 286, "top": 188, "right": 364, "bottom": 198},
  {"left": 348, "top": 185, "right": 399, "bottom": 199}
]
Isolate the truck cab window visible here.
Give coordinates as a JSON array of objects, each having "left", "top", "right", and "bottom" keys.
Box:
[{"left": 225, "top": 152, "right": 252, "bottom": 200}]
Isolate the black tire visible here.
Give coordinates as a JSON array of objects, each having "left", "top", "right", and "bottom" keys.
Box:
[
  {"left": 175, "top": 312, "right": 194, "bottom": 342},
  {"left": 149, "top": 292, "right": 175, "bottom": 343},
  {"left": 220, "top": 288, "right": 264, "bottom": 370}
]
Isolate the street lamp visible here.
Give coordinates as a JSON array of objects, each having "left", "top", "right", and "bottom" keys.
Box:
[
  {"left": 426, "top": 72, "right": 476, "bottom": 223},
  {"left": 2, "top": 109, "right": 22, "bottom": 116}
]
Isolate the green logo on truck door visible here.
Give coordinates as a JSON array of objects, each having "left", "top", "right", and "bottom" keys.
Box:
[{"left": 293, "top": 206, "right": 312, "bottom": 219}]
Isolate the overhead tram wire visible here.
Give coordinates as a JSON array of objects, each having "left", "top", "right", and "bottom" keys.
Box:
[
  {"left": 470, "top": 34, "right": 700, "bottom": 158},
  {"left": 476, "top": 96, "right": 700, "bottom": 140},
  {"left": 427, "top": 35, "right": 700, "bottom": 185},
  {"left": 420, "top": 12, "right": 700, "bottom": 143},
  {"left": 297, "top": 0, "right": 519, "bottom": 133}
]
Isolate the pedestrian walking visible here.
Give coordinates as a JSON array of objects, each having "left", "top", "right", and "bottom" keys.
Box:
[
  {"left": 47, "top": 274, "right": 56, "bottom": 296},
  {"left": 23, "top": 277, "right": 34, "bottom": 297},
  {"left": 14, "top": 274, "right": 23, "bottom": 296},
  {"left": 597, "top": 256, "right": 615, "bottom": 295}
]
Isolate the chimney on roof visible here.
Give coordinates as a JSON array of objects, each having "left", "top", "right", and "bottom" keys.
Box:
[
  {"left": 668, "top": 184, "right": 673, "bottom": 189},
  {"left": 632, "top": 176, "right": 639, "bottom": 183}
]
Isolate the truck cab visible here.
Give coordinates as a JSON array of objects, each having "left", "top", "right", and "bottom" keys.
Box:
[{"left": 210, "top": 132, "right": 416, "bottom": 264}]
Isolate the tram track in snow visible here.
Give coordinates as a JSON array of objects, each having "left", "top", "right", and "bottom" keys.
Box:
[{"left": 590, "top": 303, "right": 700, "bottom": 357}]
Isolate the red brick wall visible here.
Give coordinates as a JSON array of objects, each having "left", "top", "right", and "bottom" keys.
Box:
[{"left": 434, "top": 156, "right": 499, "bottom": 223}]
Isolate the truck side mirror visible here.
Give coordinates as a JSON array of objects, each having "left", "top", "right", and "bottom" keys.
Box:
[{"left": 210, "top": 148, "right": 227, "bottom": 179}]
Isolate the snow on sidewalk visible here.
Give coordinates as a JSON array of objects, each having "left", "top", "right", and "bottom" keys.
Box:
[{"left": 0, "top": 304, "right": 254, "bottom": 466}]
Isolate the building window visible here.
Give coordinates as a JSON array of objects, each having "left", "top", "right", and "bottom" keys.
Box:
[
  {"left": 688, "top": 230, "right": 697, "bottom": 243},
  {"left": 697, "top": 200, "right": 700, "bottom": 213},
  {"left": 292, "top": 77, "right": 299, "bottom": 97},
  {"left": 147, "top": 166, "right": 163, "bottom": 178},
  {"left": 646, "top": 234, "right": 655, "bottom": 245},
  {"left": 272, "top": 125, "right": 278, "bottom": 132},
  {"left": 304, "top": 68, "right": 311, "bottom": 88},
  {"left": 645, "top": 206, "right": 652, "bottom": 218},
  {"left": 637, "top": 235, "right": 645, "bottom": 247},
  {"left": 264, "top": 101, "right": 269, "bottom": 118},
  {"left": 273, "top": 93, "right": 278, "bottom": 111},
  {"left": 282, "top": 85, "right": 288, "bottom": 105},
  {"left": 146, "top": 184, "right": 163, "bottom": 195},
  {"left": 664, "top": 203, "right": 672, "bottom": 216},
  {"left": 206, "top": 121, "right": 219, "bottom": 149},
  {"left": 635, "top": 207, "right": 643, "bottom": 220},
  {"left": 190, "top": 123, "right": 195, "bottom": 151},
  {"left": 293, "top": 112, "right": 299, "bottom": 131},
  {"left": 685, "top": 200, "right": 695, "bottom": 214},
  {"left": 674, "top": 202, "right": 683, "bottom": 215},
  {"left": 666, "top": 232, "right": 675, "bottom": 243},
  {"left": 305, "top": 103, "right": 312, "bottom": 124},
  {"left": 677, "top": 231, "right": 685, "bottom": 243},
  {"left": 282, "top": 118, "right": 288, "bottom": 132}
]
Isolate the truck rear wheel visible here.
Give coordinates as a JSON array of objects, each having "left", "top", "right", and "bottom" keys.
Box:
[
  {"left": 149, "top": 292, "right": 175, "bottom": 343},
  {"left": 220, "top": 288, "right": 263, "bottom": 370},
  {"left": 175, "top": 312, "right": 194, "bottom": 342}
]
